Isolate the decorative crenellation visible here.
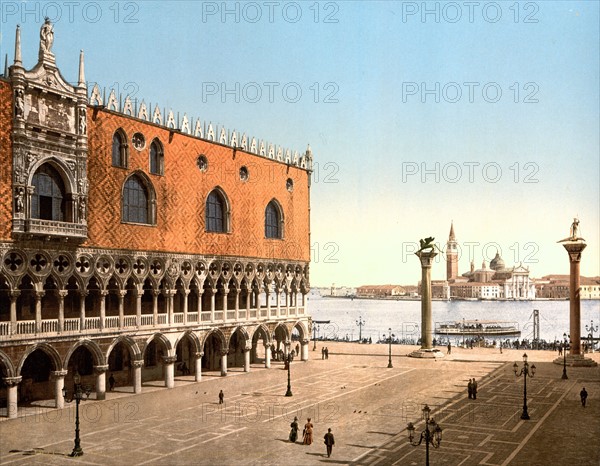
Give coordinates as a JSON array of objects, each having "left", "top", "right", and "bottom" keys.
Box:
[{"left": 88, "top": 83, "right": 314, "bottom": 171}]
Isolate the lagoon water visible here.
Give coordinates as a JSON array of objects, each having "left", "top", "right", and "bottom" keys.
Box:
[{"left": 307, "top": 292, "right": 600, "bottom": 344}]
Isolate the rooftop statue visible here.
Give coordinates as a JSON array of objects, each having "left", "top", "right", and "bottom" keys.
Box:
[
  {"left": 558, "top": 217, "right": 585, "bottom": 243},
  {"left": 40, "top": 17, "right": 54, "bottom": 54}
]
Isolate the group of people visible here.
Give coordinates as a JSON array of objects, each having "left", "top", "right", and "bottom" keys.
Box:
[
  {"left": 289, "top": 417, "right": 335, "bottom": 457},
  {"left": 321, "top": 347, "right": 329, "bottom": 359},
  {"left": 467, "top": 378, "right": 478, "bottom": 399}
]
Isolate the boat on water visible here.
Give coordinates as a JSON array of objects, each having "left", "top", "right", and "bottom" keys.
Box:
[{"left": 435, "top": 320, "right": 521, "bottom": 337}]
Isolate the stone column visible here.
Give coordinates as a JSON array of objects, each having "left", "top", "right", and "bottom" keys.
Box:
[
  {"left": 9, "top": 291, "right": 19, "bottom": 335},
  {"left": 52, "top": 370, "right": 68, "bottom": 409},
  {"left": 152, "top": 290, "right": 159, "bottom": 326},
  {"left": 118, "top": 290, "right": 126, "bottom": 329},
  {"left": 275, "top": 286, "right": 281, "bottom": 317},
  {"left": 94, "top": 365, "right": 108, "bottom": 400},
  {"left": 235, "top": 289, "right": 240, "bottom": 320},
  {"left": 79, "top": 290, "right": 87, "bottom": 331},
  {"left": 194, "top": 352, "right": 203, "bottom": 382},
  {"left": 564, "top": 242, "right": 586, "bottom": 356},
  {"left": 409, "top": 249, "right": 443, "bottom": 359},
  {"left": 3, "top": 376, "right": 21, "bottom": 419},
  {"left": 166, "top": 290, "right": 176, "bottom": 325},
  {"left": 210, "top": 288, "right": 217, "bottom": 322},
  {"left": 34, "top": 290, "right": 44, "bottom": 334},
  {"left": 183, "top": 289, "right": 190, "bottom": 325},
  {"left": 163, "top": 356, "right": 176, "bottom": 388},
  {"left": 220, "top": 349, "right": 228, "bottom": 376},
  {"left": 99, "top": 290, "right": 107, "bottom": 331},
  {"left": 132, "top": 360, "right": 143, "bottom": 393},
  {"left": 243, "top": 346, "right": 251, "bottom": 372},
  {"left": 264, "top": 343, "right": 271, "bottom": 368},
  {"left": 301, "top": 339, "right": 309, "bottom": 361},
  {"left": 135, "top": 288, "right": 142, "bottom": 327},
  {"left": 222, "top": 287, "right": 229, "bottom": 316},
  {"left": 56, "top": 290, "right": 67, "bottom": 333}
]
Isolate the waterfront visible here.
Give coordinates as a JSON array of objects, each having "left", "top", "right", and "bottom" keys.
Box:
[{"left": 308, "top": 293, "right": 600, "bottom": 345}]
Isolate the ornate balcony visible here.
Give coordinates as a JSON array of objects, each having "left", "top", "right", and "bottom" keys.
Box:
[{"left": 13, "top": 218, "right": 88, "bottom": 241}]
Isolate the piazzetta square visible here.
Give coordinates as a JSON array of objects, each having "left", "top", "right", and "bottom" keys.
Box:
[{"left": 1, "top": 2, "right": 599, "bottom": 465}]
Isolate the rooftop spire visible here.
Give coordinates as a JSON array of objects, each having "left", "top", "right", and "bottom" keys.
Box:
[
  {"left": 78, "top": 49, "right": 85, "bottom": 86},
  {"left": 14, "top": 25, "right": 22, "bottom": 65},
  {"left": 449, "top": 221, "right": 456, "bottom": 241}
]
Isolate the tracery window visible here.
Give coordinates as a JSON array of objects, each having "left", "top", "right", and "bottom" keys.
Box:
[{"left": 31, "top": 164, "right": 66, "bottom": 221}]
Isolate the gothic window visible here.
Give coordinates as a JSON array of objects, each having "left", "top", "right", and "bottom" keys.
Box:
[
  {"left": 206, "top": 189, "right": 229, "bottom": 233},
  {"left": 31, "top": 164, "right": 66, "bottom": 221},
  {"left": 112, "top": 130, "right": 128, "bottom": 168},
  {"left": 123, "top": 174, "right": 155, "bottom": 225},
  {"left": 265, "top": 200, "right": 283, "bottom": 239},
  {"left": 149, "top": 139, "right": 164, "bottom": 175}
]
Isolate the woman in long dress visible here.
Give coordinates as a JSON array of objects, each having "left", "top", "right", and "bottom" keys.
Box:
[
  {"left": 302, "top": 418, "right": 313, "bottom": 445},
  {"left": 289, "top": 416, "right": 299, "bottom": 442}
]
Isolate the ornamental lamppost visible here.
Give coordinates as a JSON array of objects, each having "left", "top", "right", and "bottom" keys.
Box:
[
  {"left": 312, "top": 324, "right": 320, "bottom": 350},
  {"left": 382, "top": 328, "right": 395, "bottom": 368},
  {"left": 356, "top": 316, "right": 365, "bottom": 342},
  {"left": 407, "top": 404, "right": 442, "bottom": 466},
  {"left": 513, "top": 353, "right": 536, "bottom": 420},
  {"left": 62, "top": 373, "right": 92, "bottom": 457},
  {"left": 585, "top": 320, "right": 598, "bottom": 353},
  {"left": 285, "top": 352, "right": 293, "bottom": 397},
  {"left": 562, "top": 333, "right": 570, "bottom": 379}
]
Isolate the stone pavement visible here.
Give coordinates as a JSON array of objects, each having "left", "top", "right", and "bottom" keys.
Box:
[{"left": 0, "top": 343, "right": 598, "bottom": 465}]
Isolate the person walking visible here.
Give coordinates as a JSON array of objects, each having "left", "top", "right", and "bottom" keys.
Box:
[
  {"left": 324, "top": 428, "right": 335, "bottom": 457},
  {"left": 302, "top": 418, "right": 313, "bottom": 445},
  {"left": 467, "top": 379, "right": 473, "bottom": 399},
  {"left": 321, "top": 347, "right": 325, "bottom": 360},
  {"left": 289, "top": 416, "right": 299, "bottom": 442},
  {"left": 108, "top": 373, "right": 115, "bottom": 391},
  {"left": 447, "top": 342, "right": 451, "bottom": 354},
  {"left": 218, "top": 389, "right": 224, "bottom": 404},
  {"left": 472, "top": 379, "right": 478, "bottom": 400},
  {"left": 580, "top": 387, "right": 588, "bottom": 407},
  {"left": 325, "top": 347, "right": 329, "bottom": 359}
]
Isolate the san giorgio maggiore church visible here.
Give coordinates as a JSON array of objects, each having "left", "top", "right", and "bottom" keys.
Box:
[
  {"left": 442, "top": 223, "right": 536, "bottom": 300},
  {"left": 0, "top": 21, "right": 312, "bottom": 417}
]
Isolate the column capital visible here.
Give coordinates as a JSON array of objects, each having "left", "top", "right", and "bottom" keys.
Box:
[
  {"left": 51, "top": 370, "right": 69, "bottom": 378},
  {"left": 162, "top": 355, "right": 177, "bottom": 365},
  {"left": 301, "top": 339, "right": 309, "bottom": 345},
  {"left": 78, "top": 290, "right": 89, "bottom": 298},
  {"left": 34, "top": 290, "right": 46, "bottom": 299},
  {"left": 57, "top": 289, "right": 69, "bottom": 298},
  {"left": 193, "top": 352, "right": 204, "bottom": 359},
  {"left": 220, "top": 349, "right": 229, "bottom": 357},
  {"left": 118, "top": 290, "right": 127, "bottom": 298},
  {"left": 9, "top": 290, "right": 21, "bottom": 299},
  {"left": 100, "top": 290, "right": 109, "bottom": 297},
  {"left": 94, "top": 365, "right": 109, "bottom": 373},
  {"left": 416, "top": 250, "right": 437, "bottom": 267},
  {"left": 3, "top": 376, "right": 22, "bottom": 386},
  {"left": 131, "top": 360, "right": 144, "bottom": 368}
]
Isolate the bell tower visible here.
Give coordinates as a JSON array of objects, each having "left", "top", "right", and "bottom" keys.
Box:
[{"left": 446, "top": 222, "right": 458, "bottom": 281}]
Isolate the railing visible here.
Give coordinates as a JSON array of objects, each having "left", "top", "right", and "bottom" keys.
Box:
[
  {"left": 16, "top": 320, "right": 36, "bottom": 334},
  {"left": 41, "top": 319, "right": 58, "bottom": 333},
  {"left": 140, "top": 314, "right": 154, "bottom": 326},
  {"left": 0, "top": 304, "right": 309, "bottom": 341},
  {"left": 64, "top": 318, "right": 79, "bottom": 332},
  {"left": 124, "top": 316, "right": 137, "bottom": 327},
  {"left": 85, "top": 317, "right": 101, "bottom": 330}
]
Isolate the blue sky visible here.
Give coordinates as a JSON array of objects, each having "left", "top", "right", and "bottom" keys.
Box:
[{"left": 1, "top": 1, "right": 598, "bottom": 286}]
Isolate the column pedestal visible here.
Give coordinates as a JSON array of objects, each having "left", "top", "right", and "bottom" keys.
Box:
[
  {"left": 4, "top": 377, "right": 21, "bottom": 419},
  {"left": 132, "top": 361, "right": 143, "bottom": 393},
  {"left": 94, "top": 365, "right": 108, "bottom": 400},
  {"left": 194, "top": 352, "right": 203, "bottom": 382},
  {"left": 163, "top": 356, "right": 176, "bottom": 388}
]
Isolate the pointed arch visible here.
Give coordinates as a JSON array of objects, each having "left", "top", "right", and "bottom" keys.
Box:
[
  {"left": 17, "top": 343, "right": 62, "bottom": 374},
  {"left": 265, "top": 198, "right": 284, "bottom": 239},
  {"left": 63, "top": 339, "right": 105, "bottom": 368},
  {"left": 122, "top": 171, "right": 156, "bottom": 225},
  {"left": 205, "top": 187, "right": 231, "bottom": 233},
  {"left": 149, "top": 138, "right": 164, "bottom": 175},
  {"left": 0, "top": 350, "right": 16, "bottom": 378},
  {"left": 112, "top": 128, "right": 129, "bottom": 168},
  {"left": 106, "top": 335, "right": 142, "bottom": 361}
]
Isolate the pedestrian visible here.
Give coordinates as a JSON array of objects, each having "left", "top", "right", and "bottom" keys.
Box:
[
  {"left": 218, "top": 389, "right": 224, "bottom": 404},
  {"left": 296, "top": 343, "right": 300, "bottom": 355},
  {"left": 289, "top": 416, "right": 299, "bottom": 442},
  {"left": 109, "top": 373, "right": 115, "bottom": 391},
  {"left": 325, "top": 347, "right": 329, "bottom": 359},
  {"left": 324, "top": 428, "right": 335, "bottom": 457},
  {"left": 472, "top": 379, "right": 478, "bottom": 400},
  {"left": 558, "top": 343, "right": 563, "bottom": 356},
  {"left": 580, "top": 387, "right": 588, "bottom": 407},
  {"left": 467, "top": 379, "right": 473, "bottom": 399},
  {"left": 447, "top": 342, "right": 451, "bottom": 354},
  {"left": 302, "top": 418, "right": 313, "bottom": 445},
  {"left": 322, "top": 347, "right": 325, "bottom": 360}
]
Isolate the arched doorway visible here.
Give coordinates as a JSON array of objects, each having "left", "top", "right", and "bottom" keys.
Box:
[
  {"left": 228, "top": 328, "right": 247, "bottom": 370},
  {"left": 20, "top": 349, "right": 56, "bottom": 403},
  {"left": 202, "top": 332, "right": 223, "bottom": 373},
  {"left": 142, "top": 336, "right": 169, "bottom": 384}
]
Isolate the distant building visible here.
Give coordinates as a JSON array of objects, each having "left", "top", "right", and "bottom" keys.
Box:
[
  {"left": 535, "top": 275, "right": 600, "bottom": 299},
  {"left": 327, "top": 285, "right": 356, "bottom": 297},
  {"left": 445, "top": 224, "right": 535, "bottom": 299},
  {"left": 356, "top": 285, "right": 405, "bottom": 298},
  {"left": 418, "top": 280, "right": 450, "bottom": 299}
]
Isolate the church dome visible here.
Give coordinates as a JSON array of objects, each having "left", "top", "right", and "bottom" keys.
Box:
[{"left": 490, "top": 252, "right": 505, "bottom": 271}]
